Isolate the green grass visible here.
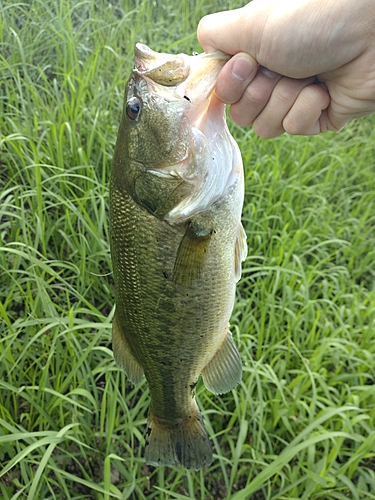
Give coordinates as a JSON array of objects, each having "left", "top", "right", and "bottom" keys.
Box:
[{"left": 1, "top": 0, "right": 375, "bottom": 498}]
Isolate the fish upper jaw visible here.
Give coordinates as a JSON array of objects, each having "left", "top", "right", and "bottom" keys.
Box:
[{"left": 134, "top": 43, "right": 190, "bottom": 86}]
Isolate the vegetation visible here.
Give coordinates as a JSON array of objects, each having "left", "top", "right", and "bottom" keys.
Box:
[{"left": 1, "top": 0, "right": 374, "bottom": 498}]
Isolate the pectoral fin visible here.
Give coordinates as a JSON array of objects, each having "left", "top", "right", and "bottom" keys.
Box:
[
  {"left": 234, "top": 223, "right": 248, "bottom": 282},
  {"left": 112, "top": 312, "right": 144, "bottom": 384},
  {"left": 173, "top": 221, "right": 213, "bottom": 287},
  {"left": 201, "top": 329, "right": 242, "bottom": 394}
]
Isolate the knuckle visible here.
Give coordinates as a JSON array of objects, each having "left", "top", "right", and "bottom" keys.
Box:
[
  {"left": 272, "top": 80, "right": 299, "bottom": 105},
  {"left": 230, "top": 104, "right": 253, "bottom": 127},
  {"left": 272, "top": 78, "right": 314, "bottom": 107},
  {"left": 283, "top": 116, "right": 304, "bottom": 135},
  {"left": 216, "top": 77, "right": 243, "bottom": 105},
  {"left": 243, "top": 84, "right": 269, "bottom": 107},
  {"left": 283, "top": 105, "right": 323, "bottom": 135},
  {"left": 253, "top": 119, "right": 282, "bottom": 139},
  {"left": 196, "top": 17, "right": 208, "bottom": 39}
]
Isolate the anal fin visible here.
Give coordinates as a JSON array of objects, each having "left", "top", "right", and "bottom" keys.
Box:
[
  {"left": 201, "top": 328, "right": 242, "bottom": 394},
  {"left": 112, "top": 312, "right": 144, "bottom": 384}
]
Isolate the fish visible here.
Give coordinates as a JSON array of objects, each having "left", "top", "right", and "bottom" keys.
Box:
[{"left": 109, "top": 43, "right": 247, "bottom": 470}]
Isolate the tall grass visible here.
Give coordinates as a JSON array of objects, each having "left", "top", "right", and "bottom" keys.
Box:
[{"left": 1, "top": 1, "right": 375, "bottom": 499}]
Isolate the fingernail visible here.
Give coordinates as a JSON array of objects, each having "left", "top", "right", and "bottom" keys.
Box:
[
  {"left": 231, "top": 57, "right": 254, "bottom": 81},
  {"left": 259, "top": 66, "right": 280, "bottom": 79}
]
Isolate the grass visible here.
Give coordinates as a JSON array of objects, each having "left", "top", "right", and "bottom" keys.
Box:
[{"left": 1, "top": 0, "right": 375, "bottom": 498}]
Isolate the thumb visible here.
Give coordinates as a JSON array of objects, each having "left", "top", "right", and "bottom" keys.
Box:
[{"left": 197, "top": 6, "right": 259, "bottom": 55}]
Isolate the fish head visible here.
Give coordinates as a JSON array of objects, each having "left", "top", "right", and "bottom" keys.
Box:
[
  {"left": 114, "top": 44, "right": 241, "bottom": 223},
  {"left": 122, "top": 47, "right": 191, "bottom": 168}
]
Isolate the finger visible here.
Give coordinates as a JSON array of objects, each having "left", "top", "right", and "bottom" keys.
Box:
[
  {"left": 283, "top": 84, "right": 330, "bottom": 135},
  {"left": 252, "top": 76, "right": 316, "bottom": 138},
  {"left": 215, "top": 53, "right": 258, "bottom": 104},
  {"left": 318, "top": 84, "right": 375, "bottom": 133},
  {"left": 319, "top": 109, "right": 343, "bottom": 133},
  {"left": 229, "top": 66, "right": 282, "bottom": 127}
]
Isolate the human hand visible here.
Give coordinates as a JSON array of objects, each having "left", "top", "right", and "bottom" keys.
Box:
[{"left": 197, "top": 0, "right": 375, "bottom": 138}]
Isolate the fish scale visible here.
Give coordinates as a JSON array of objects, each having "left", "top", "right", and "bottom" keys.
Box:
[{"left": 110, "top": 44, "right": 247, "bottom": 469}]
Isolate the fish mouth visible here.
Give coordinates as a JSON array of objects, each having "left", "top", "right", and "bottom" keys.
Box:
[{"left": 133, "top": 43, "right": 230, "bottom": 105}]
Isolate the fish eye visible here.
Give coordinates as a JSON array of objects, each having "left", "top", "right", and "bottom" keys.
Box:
[{"left": 126, "top": 96, "right": 141, "bottom": 121}]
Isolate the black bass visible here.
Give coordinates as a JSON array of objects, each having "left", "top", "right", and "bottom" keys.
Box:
[{"left": 110, "top": 43, "right": 247, "bottom": 470}]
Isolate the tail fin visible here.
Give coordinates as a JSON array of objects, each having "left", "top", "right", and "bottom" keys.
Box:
[{"left": 145, "top": 405, "right": 213, "bottom": 470}]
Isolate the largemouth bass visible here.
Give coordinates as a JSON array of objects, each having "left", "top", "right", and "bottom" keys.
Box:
[{"left": 110, "top": 43, "right": 247, "bottom": 470}]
